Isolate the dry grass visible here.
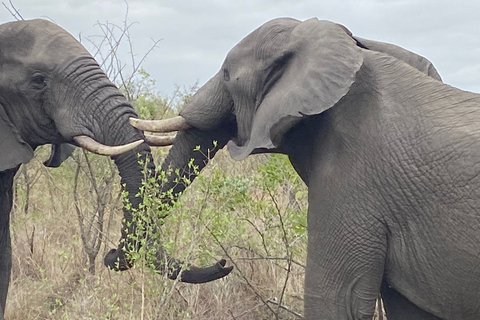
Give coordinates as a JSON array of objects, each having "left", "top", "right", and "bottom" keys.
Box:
[
  {"left": 5, "top": 145, "right": 387, "bottom": 320},
  {"left": 6, "top": 147, "right": 310, "bottom": 320},
  {"left": 5, "top": 141, "right": 388, "bottom": 320}
]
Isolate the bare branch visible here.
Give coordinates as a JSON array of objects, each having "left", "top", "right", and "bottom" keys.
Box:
[
  {"left": 267, "top": 298, "right": 304, "bottom": 319},
  {"left": 267, "top": 184, "right": 294, "bottom": 317},
  {"left": 235, "top": 256, "right": 306, "bottom": 269},
  {"left": 206, "top": 225, "right": 278, "bottom": 317},
  {"left": 3, "top": 0, "right": 24, "bottom": 20}
]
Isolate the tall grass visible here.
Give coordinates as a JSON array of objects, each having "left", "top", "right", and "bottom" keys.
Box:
[{"left": 8, "top": 145, "right": 308, "bottom": 319}]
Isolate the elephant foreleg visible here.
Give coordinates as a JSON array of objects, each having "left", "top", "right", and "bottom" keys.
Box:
[
  {"left": 0, "top": 169, "right": 16, "bottom": 320},
  {"left": 304, "top": 205, "right": 388, "bottom": 319},
  {"left": 304, "top": 251, "right": 385, "bottom": 319}
]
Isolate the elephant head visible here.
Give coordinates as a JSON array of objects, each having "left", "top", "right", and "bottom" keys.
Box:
[
  {"left": 132, "top": 18, "right": 457, "bottom": 319},
  {"left": 0, "top": 19, "right": 231, "bottom": 319},
  {"left": 132, "top": 17, "right": 441, "bottom": 199},
  {"left": 0, "top": 20, "right": 145, "bottom": 169}
]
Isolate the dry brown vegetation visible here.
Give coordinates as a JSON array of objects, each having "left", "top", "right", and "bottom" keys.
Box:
[{"left": 7, "top": 146, "right": 309, "bottom": 320}]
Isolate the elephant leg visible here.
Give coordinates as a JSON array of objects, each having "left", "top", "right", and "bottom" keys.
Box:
[
  {"left": 0, "top": 230, "right": 11, "bottom": 320},
  {"left": 304, "top": 255, "right": 385, "bottom": 319},
  {"left": 381, "top": 281, "right": 441, "bottom": 320},
  {"left": 303, "top": 211, "right": 387, "bottom": 319},
  {"left": 0, "top": 169, "right": 15, "bottom": 320}
]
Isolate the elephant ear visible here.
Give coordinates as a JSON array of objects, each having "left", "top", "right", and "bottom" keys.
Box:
[
  {"left": 353, "top": 36, "right": 442, "bottom": 81},
  {"left": 0, "top": 106, "right": 34, "bottom": 171},
  {"left": 228, "top": 18, "right": 363, "bottom": 160},
  {"left": 43, "top": 143, "right": 76, "bottom": 168}
]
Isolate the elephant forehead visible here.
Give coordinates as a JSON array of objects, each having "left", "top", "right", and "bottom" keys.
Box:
[
  {"left": 0, "top": 25, "right": 35, "bottom": 59},
  {"left": 228, "top": 18, "right": 299, "bottom": 62},
  {"left": 0, "top": 19, "right": 87, "bottom": 63}
]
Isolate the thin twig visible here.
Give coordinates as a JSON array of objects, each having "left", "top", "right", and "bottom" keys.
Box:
[
  {"left": 235, "top": 256, "right": 305, "bottom": 269},
  {"left": 228, "top": 309, "right": 238, "bottom": 319},
  {"left": 241, "top": 217, "right": 270, "bottom": 256},
  {"left": 267, "top": 186, "right": 292, "bottom": 317},
  {"left": 229, "top": 302, "right": 265, "bottom": 319},
  {"left": 73, "top": 161, "right": 88, "bottom": 252},
  {"left": 3, "top": 0, "right": 24, "bottom": 20},
  {"left": 206, "top": 225, "right": 278, "bottom": 317},
  {"left": 267, "top": 298, "right": 304, "bottom": 319}
]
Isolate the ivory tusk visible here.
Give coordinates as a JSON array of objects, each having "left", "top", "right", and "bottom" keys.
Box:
[
  {"left": 144, "top": 134, "right": 175, "bottom": 146},
  {"left": 73, "top": 135, "right": 144, "bottom": 156},
  {"left": 129, "top": 116, "right": 191, "bottom": 133}
]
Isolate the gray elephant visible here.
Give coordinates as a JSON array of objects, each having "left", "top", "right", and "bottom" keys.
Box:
[
  {"left": 131, "top": 18, "right": 480, "bottom": 319},
  {"left": 0, "top": 19, "right": 232, "bottom": 319}
]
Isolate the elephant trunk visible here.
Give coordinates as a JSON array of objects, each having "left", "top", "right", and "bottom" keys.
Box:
[
  {"left": 55, "top": 57, "right": 232, "bottom": 282},
  {"left": 137, "top": 72, "right": 236, "bottom": 205},
  {"left": 105, "top": 145, "right": 234, "bottom": 282},
  {"left": 158, "top": 127, "right": 233, "bottom": 199},
  {"left": 115, "top": 74, "right": 237, "bottom": 279},
  {"left": 157, "top": 72, "right": 237, "bottom": 201},
  {"left": 129, "top": 126, "right": 236, "bottom": 280},
  {"left": 87, "top": 83, "right": 234, "bottom": 282}
]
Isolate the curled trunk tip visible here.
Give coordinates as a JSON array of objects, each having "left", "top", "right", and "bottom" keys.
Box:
[
  {"left": 173, "top": 259, "right": 234, "bottom": 284},
  {"left": 103, "top": 249, "right": 233, "bottom": 283}
]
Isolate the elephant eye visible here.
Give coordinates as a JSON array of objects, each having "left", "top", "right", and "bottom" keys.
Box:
[
  {"left": 31, "top": 74, "right": 47, "bottom": 90},
  {"left": 223, "top": 69, "right": 230, "bottom": 81}
]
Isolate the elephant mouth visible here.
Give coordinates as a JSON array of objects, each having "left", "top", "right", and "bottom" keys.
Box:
[
  {"left": 129, "top": 116, "right": 191, "bottom": 146},
  {"left": 73, "top": 135, "right": 144, "bottom": 156}
]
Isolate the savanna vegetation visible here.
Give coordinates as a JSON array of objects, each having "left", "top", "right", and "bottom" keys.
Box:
[{"left": 4, "top": 6, "right": 384, "bottom": 319}]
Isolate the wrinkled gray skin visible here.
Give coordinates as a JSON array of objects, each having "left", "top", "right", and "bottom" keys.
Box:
[
  {"left": 152, "top": 17, "right": 480, "bottom": 319},
  {"left": 0, "top": 19, "right": 230, "bottom": 320}
]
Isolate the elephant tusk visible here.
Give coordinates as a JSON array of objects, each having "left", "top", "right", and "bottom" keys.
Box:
[
  {"left": 144, "top": 134, "right": 175, "bottom": 146},
  {"left": 73, "top": 135, "right": 144, "bottom": 156},
  {"left": 129, "top": 116, "right": 191, "bottom": 133}
]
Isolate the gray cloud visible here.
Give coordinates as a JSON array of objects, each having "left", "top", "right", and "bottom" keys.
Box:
[{"left": 3, "top": 0, "right": 480, "bottom": 94}]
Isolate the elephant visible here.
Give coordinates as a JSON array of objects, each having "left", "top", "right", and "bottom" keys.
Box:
[
  {"left": 0, "top": 19, "right": 232, "bottom": 319},
  {"left": 131, "top": 17, "right": 480, "bottom": 319}
]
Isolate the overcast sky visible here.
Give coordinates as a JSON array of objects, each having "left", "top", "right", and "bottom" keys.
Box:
[{"left": 2, "top": 0, "right": 480, "bottom": 96}]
